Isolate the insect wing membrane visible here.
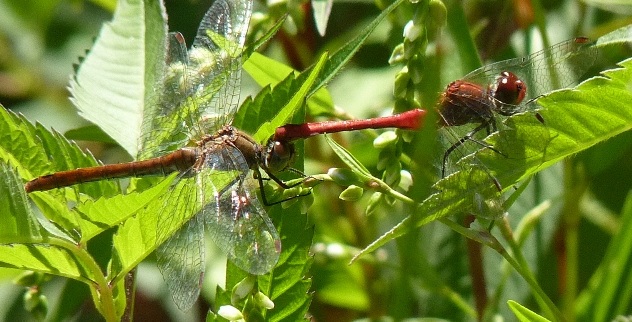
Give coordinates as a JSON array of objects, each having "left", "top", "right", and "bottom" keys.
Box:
[
  {"left": 202, "top": 145, "right": 281, "bottom": 275},
  {"left": 154, "top": 171, "right": 206, "bottom": 311},
  {"left": 462, "top": 38, "right": 597, "bottom": 106},
  {"left": 139, "top": 32, "right": 194, "bottom": 159},
  {"left": 188, "top": 0, "right": 253, "bottom": 137}
]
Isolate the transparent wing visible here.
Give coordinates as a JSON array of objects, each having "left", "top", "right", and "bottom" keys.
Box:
[
  {"left": 138, "top": 0, "right": 254, "bottom": 160},
  {"left": 463, "top": 38, "right": 598, "bottom": 102},
  {"left": 156, "top": 212, "right": 205, "bottom": 311},
  {"left": 202, "top": 145, "right": 281, "bottom": 275},
  {"left": 139, "top": 32, "right": 194, "bottom": 159},
  {"left": 187, "top": 0, "right": 253, "bottom": 139},
  {"left": 154, "top": 170, "right": 206, "bottom": 311}
]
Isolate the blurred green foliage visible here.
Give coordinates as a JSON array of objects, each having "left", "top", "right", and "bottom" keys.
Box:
[{"left": 1, "top": 0, "right": 632, "bottom": 321}]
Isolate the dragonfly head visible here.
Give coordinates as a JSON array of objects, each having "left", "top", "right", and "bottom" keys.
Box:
[
  {"left": 262, "top": 139, "right": 296, "bottom": 173},
  {"left": 490, "top": 71, "right": 527, "bottom": 116}
]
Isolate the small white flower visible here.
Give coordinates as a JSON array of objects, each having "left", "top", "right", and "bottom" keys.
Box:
[
  {"left": 326, "top": 243, "right": 345, "bottom": 258},
  {"left": 398, "top": 170, "right": 413, "bottom": 191},
  {"left": 233, "top": 275, "right": 256, "bottom": 300},
  {"left": 403, "top": 21, "right": 421, "bottom": 41},
  {"left": 217, "top": 305, "right": 244, "bottom": 321},
  {"left": 255, "top": 292, "right": 275, "bottom": 309}
]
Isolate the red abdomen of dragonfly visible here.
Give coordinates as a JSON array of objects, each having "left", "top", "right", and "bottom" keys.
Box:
[
  {"left": 437, "top": 80, "right": 493, "bottom": 127},
  {"left": 489, "top": 71, "right": 527, "bottom": 116}
]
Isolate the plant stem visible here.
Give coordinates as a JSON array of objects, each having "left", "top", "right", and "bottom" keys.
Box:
[
  {"left": 497, "top": 216, "right": 564, "bottom": 321},
  {"left": 47, "top": 238, "right": 118, "bottom": 321}
]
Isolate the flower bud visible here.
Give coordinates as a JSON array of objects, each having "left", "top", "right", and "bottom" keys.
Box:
[
  {"left": 339, "top": 185, "right": 364, "bottom": 201},
  {"left": 217, "top": 305, "right": 244, "bottom": 321}
]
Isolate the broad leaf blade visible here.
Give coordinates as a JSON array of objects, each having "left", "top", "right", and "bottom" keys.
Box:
[{"left": 68, "top": 0, "right": 167, "bottom": 157}]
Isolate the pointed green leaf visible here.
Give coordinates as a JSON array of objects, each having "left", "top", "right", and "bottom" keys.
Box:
[
  {"left": 307, "top": 0, "right": 406, "bottom": 97},
  {"left": 508, "top": 300, "right": 551, "bottom": 322},
  {"left": 0, "top": 161, "right": 41, "bottom": 241},
  {"left": 324, "top": 135, "right": 372, "bottom": 178},
  {"left": 252, "top": 52, "right": 329, "bottom": 142},
  {"left": 68, "top": 0, "right": 167, "bottom": 157},
  {"left": 75, "top": 174, "right": 175, "bottom": 243}
]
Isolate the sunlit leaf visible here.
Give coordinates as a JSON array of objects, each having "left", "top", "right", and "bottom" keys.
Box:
[{"left": 68, "top": 0, "right": 167, "bottom": 157}]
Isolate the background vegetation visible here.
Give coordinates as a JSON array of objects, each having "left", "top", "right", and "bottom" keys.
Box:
[{"left": 1, "top": 0, "right": 631, "bottom": 321}]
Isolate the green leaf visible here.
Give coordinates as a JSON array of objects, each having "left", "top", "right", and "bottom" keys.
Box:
[
  {"left": 0, "top": 162, "right": 101, "bottom": 284},
  {"left": 356, "top": 57, "right": 632, "bottom": 259},
  {"left": 508, "top": 300, "right": 551, "bottom": 322},
  {"left": 0, "top": 107, "right": 120, "bottom": 236},
  {"left": 324, "top": 135, "right": 372, "bottom": 178},
  {"left": 108, "top": 172, "right": 179, "bottom": 282},
  {"left": 246, "top": 14, "right": 287, "bottom": 55},
  {"left": 244, "top": 52, "right": 295, "bottom": 88},
  {"left": 0, "top": 243, "right": 98, "bottom": 284},
  {"left": 0, "top": 107, "right": 48, "bottom": 180},
  {"left": 0, "top": 161, "right": 42, "bottom": 241},
  {"left": 253, "top": 52, "right": 329, "bottom": 142},
  {"left": 64, "top": 125, "right": 119, "bottom": 145},
  {"left": 235, "top": 52, "right": 329, "bottom": 142},
  {"left": 576, "top": 191, "right": 632, "bottom": 320},
  {"left": 75, "top": 173, "right": 175, "bottom": 243},
  {"left": 68, "top": 0, "right": 167, "bottom": 157},
  {"left": 242, "top": 51, "right": 335, "bottom": 123},
  {"left": 307, "top": 0, "right": 406, "bottom": 98}
]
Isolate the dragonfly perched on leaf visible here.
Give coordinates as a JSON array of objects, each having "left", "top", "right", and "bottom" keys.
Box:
[
  {"left": 24, "top": 0, "right": 302, "bottom": 311},
  {"left": 424, "top": 37, "right": 598, "bottom": 222},
  {"left": 437, "top": 37, "right": 597, "bottom": 184}
]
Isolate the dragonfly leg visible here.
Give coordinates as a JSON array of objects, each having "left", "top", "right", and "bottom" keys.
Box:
[
  {"left": 442, "top": 120, "right": 506, "bottom": 178},
  {"left": 254, "top": 168, "right": 316, "bottom": 206}
]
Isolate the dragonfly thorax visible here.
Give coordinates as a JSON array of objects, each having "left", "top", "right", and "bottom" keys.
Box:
[{"left": 438, "top": 80, "right": 495, "bottom": 127}]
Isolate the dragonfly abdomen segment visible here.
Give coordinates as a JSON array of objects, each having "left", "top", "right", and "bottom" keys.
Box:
[{"left": 24, "top": 148, "right": 198, "bottom": 192}]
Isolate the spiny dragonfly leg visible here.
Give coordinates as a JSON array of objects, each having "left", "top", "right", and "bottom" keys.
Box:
[{"left": 441, "top": 120, "right": 506, "bottom": 178}]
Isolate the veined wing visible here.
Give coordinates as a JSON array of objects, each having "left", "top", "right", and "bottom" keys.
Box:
[
  {"left": 201, "top": 144, "right": 281, "bottom": 275},
  {"left": 138, "top": 0, "right": 253, "bottom": 160},
  {"left": 155, "top": 142, "right": 279, "bottom": 310},
  {"left": 187, "top": 0, "right": 253, "bottom": 139},
  {"left": 462, "top": 38, "right": 597, "bottom": 103},
  {"left": 154, "top": 147, "right": 250, "bottom": 310},
  {"left": 139, "top": 32, "right": 194, "bottom": 160},
  {"left": 156, "top": 204, "right": 205, "bottom": 311}
]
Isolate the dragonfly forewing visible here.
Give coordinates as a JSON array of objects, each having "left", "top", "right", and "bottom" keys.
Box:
[
  {"left": 463, "top": 38, "right": 598, "bottom": 104},
  {"left": 188, "top": 0, "right": 252, "bottom": 138},
  {"left": 139, "top": 32, "right": 194, "bottom": 160},
  {"left": 138, "top": 0, "right": 253, "bottom": 160}
]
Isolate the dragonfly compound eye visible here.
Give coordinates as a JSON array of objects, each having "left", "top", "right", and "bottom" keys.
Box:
[
  {"left": 492, "top": 71, "right": 527, "bottom": 116},
  {"left": 265, "top": 140, "right": 296, "bottom": 173}
]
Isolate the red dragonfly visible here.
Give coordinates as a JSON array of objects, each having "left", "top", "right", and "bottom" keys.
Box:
[{"left": 436, "top": 37, "right": 597, "bottom": 179}]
